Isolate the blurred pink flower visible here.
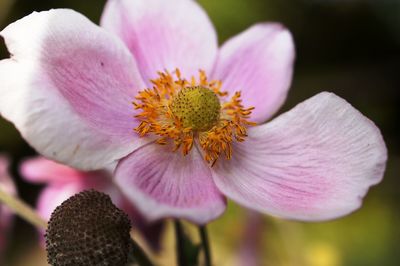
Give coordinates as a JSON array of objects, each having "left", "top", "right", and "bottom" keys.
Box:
[
  {"left": 0, "top": 154, "right": 16, "bottom": 259},
  {"left": 20, "top": 157, "right": 164, "bottom": 251},
  {"left": 237, "top": 211, "right": 265, "bottom": 266},
  {"left": 0, "top": 0, "right": 386, "bottom": 224}
]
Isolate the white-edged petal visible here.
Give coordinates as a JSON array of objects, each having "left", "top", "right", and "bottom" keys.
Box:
[
  {"left": 115, "top": 143, "right": 226, "bottom": 224},
  {"left": 101, "top": 0, "right": 218, "bottom": 84},
  {"left": 0, "top": 9, "right": 147, "bottom": 170},
  {"left": 212, "top": 92, "right": 387, "bottom": 221}
]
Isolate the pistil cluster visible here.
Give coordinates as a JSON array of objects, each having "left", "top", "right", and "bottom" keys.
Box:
[{"left": 133, "top": 69, "right": 256, "bottom": 165}]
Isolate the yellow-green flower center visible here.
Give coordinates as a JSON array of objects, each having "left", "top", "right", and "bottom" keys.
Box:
[
  {"left": 171, "top": 86, "right": 221, "bottom": 131},
  {"left": 133, "top": 70, "right": 256, "bottom": 165}
]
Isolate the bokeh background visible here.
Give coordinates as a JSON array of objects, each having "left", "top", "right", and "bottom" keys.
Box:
[{"left": 0, "top": 0, "right": 399, "bottom": 265}]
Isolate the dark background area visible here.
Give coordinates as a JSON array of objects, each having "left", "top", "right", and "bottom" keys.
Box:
[{"left": 0, "top": 0, "right": 399, "bottom": 265}]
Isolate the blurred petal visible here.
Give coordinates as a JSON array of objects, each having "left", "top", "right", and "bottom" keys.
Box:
[
  {"left": 136, "top": 220, "right": 165, "bottom": 252},
  {"left": 101, "top": 0, "right": 218, "bottom": 84},
  {"left": 121, "top": 202, "right": 165, "bottom": 252},
  {"left": 212, "top": 23, "right": 295, "bottom": 123},
  {"left": 0, "top": 9, "right": 147, "bottom": 170},
  {"left": 20, "top": 157, "right": 88, "bottom": 183},
  {"left": 34, "top": 181, "right": 84, "bottom": 246},
  {"left": 212, "top": 92, "right": 387, "bottom": 221},
  {"left": 28, "top": 157, "right": 164, "bottom": 250},
  {"left": 115, "top": 143, "right": 226, "bottom": 224},
  {"left": 37, "top": 182, "right": 83, "bottom": 222},
  {"left": 237, "top": 211, "right": 265, "bottom": 266},
  {"left": 30, "top": 160, "right": 120, "bottom": 221}
]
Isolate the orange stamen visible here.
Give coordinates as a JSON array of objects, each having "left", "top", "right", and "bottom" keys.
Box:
[{"left": 133, "top": 69, "right": 256, "bottom": 165}]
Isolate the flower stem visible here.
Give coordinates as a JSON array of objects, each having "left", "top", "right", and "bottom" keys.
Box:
[
  {"left": 174, "top": 220, "right": 186, "bottom": 266},
  {"left": 199, "top": 225, "right": 212, "bottom": 266},
  {"left": 0, "top": 186, "right": 47, "bottom": 230},
  {"left": 128, "top": 238, "right": 155, "bottom": 266}
]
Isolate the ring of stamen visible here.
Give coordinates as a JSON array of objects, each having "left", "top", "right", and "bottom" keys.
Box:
[{"left": 133, "top": 69, "right": 256, "bottom": 165}]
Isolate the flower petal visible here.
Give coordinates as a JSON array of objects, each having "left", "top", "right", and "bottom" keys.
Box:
[
  {"left": 23, "top": 158, "right": 119, "bottom": 220},
  {"left": 37, "top": 182, "right": 166, "bottom": 251},
  {"left": 121, "top": 203, "right": 165, "bottom": 252},
  {"left": 37, "top": 182, "right": 83, "bottom": 222},
  {"left": 212, "top": 23, "right": 295, "bottom": 123},
  {"left": 0, "top": 9, "right": 147, "bottom": 170},
  {"left": 101, "top": 0, "right": 218, "bottom": 84},
  {"left": 26, "top": 157, "right": 165, "bottom": 250},
  {"left": 36, "top": 173, "right": 126, "bottom": 221},
  {"left": 238, "top": 211, "right": 265, "bottom": 266},
  {"left": 115, "top": 143, "right": 227, "bottom": 224},
  {"left": 20, "top": 157, "right": 86, "bottom": 183},
  {"left": 212, "top": 92, "right": 387, "bottom": 221}
]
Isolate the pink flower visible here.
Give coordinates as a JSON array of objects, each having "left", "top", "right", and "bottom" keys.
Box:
[
  {"left": 237, "top": 211, "right": 265, "bottom": 266},
  {"left": 0, "top": 155, "right": 16, "bottom": 258},
  {"left": 0, "top": 0, "right": 386, "bottom": 224},
  {"left": 19, "top": 157, "right": 164, "bottom": 251}
]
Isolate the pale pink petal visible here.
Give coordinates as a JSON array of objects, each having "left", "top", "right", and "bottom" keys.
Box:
[
  {"left": 212, "top": 23, "right": 295, "bottom": 123},
  {"left": 0, "top": 9, "right": 147, "bottom": 170},
  {"left": 212, "top": 92, "right": 387, "bottom": 221},
  {"left": 0, "top": 155, "right": 16, "bottom": 256},
  {"left": 115, "top": 143, "right": 226, "bottom": 224},
  {"left": 101, "top": 0, "right": 218, "bottom": 84}
]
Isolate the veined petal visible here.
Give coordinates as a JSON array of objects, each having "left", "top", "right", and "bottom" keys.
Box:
[
  {"left": 212, "top": 23, "right": 295, "bottom": 123},
  {"left": 212, "top": 92, "right": 387, "bottom": 221},
  {"left": 0, "top": 9, "right": 147, "bottom": 170},
  {"left": 115, "top": 143, "right": 227, "bottom": 225},
  {"left": 101, "top": 0, "right": 218, "bottom": 84}
]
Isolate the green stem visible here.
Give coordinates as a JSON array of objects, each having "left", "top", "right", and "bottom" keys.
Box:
[
  {"left": 0, "top": 186, "right": 47, "bottom": 230},
  {"left": 174, "top": 220, "right": 186, "bottom": 266},
  {"left": 199, "top": 225, "right": 212, "bottom": 266},
  {"left": 128, "top": 238, "right": 155, "bottom": 266}
]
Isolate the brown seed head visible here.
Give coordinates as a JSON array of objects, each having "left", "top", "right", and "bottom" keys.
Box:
[{"left": 45, "top": 190, "right": 131, "bottom": 266}]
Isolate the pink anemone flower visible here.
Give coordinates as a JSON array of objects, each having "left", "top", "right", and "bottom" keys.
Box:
[
  {"left": 19, "top": 156, "right": 164, "bottom": 251},
  {"left": 0, "top": 0, "right": 387, "bottom": 224},
  {"left": 0, "top": 154, "right": 16, "bottom": 258}
]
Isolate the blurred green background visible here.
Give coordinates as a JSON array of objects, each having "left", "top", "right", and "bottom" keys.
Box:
[{"left": 0, "top": 0, "right": 399, "bottom": 265}]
